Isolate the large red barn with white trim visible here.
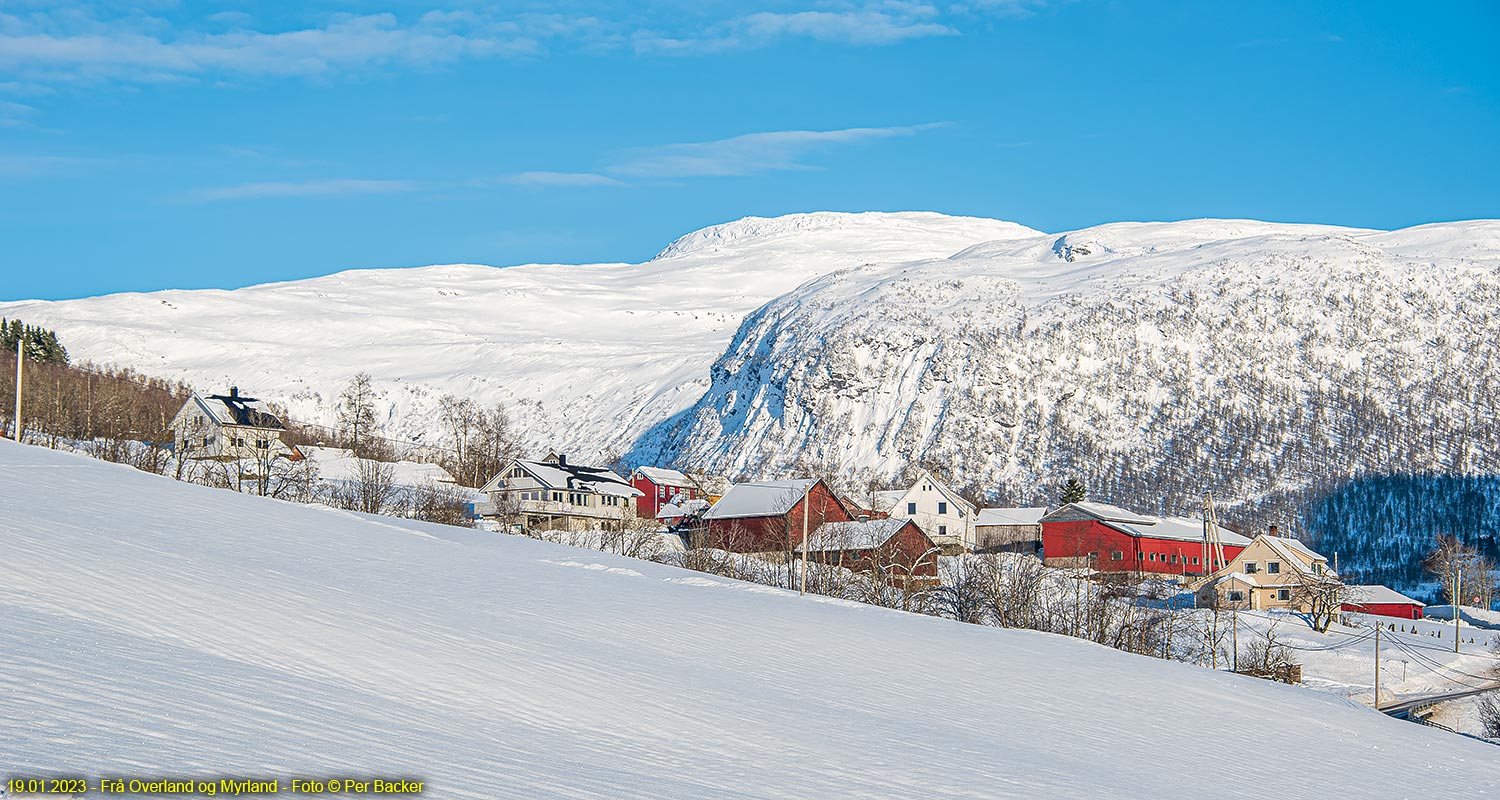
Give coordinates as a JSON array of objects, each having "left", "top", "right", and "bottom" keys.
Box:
[{"left": 1040, "top": 501, "right": 1251, "bottom": 576}]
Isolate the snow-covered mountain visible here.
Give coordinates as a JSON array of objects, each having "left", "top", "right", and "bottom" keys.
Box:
[
  {"left": 7, "top": 212, "right": 1500, "bottom": 588},
  {"left": 6, "top": 439, "right": 1497, "bottom": 796},
  {"left": 626, "top": 218, "right": 1500, "bottom": 588},
  {"left": 632, "top": 219, "right": 1500, "bottom": 494},
  {"left": 0, "top": 212, "right": 1037, "bottom": 455}
]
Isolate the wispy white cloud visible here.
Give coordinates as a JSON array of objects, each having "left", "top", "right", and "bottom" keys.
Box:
[
  {"left": 0, "top": 99, "right": 37, "bottom": 128},
  {"left": 635, "top": 6, "right": 956, "bottom": 53},
  {"left": 0, "top": 12, "right": 541, "bottom": 83},
  {"left": 608, "top": 124, "right": 946, "bottom": 178},
  {"left": 189, "top": 178, "right": 421, "bottom": 201},
  {"left": 501, "top": 171, "right": 625, "bottom": 188},
  {"left": 0, "top": 154, "right": 94, "bottom": 176}
]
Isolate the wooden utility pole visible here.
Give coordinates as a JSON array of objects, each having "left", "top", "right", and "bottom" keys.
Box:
[
  {"left": 1373, "top": 621, "right": 1382, "bottom": 710},
  {"left": 799, "top": 481, "right": 810, "bottom": 597},
  {"left": 1231, "top": 609, "right": 1238, "bottom": 672},
  {"left": 12, "top": 335, "right": 21, "bottom": 443},
  {"left": 1454, "top": 568, "right": 1462, "bottom": 654}
]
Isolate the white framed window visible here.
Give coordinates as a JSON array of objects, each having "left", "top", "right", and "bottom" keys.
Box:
[
  {"left": 1277, "top": 589, "right": 1290, "bottom": 601},
  {"left": 1228, "top": 590, "right": 1245, "bottom": 603},
  {"left": 1267, "top": 561, "right": 1281, "bottom": 574},
  {"left": 938, "top": 501, "right": 948, "bottom": 514},
  {"left": 938, "top": 525, "right": 948, "bottom": 536},
  {"left": 1244, "top": 561, "right": 1259, "bottom": 574},
  {"left": 1111, "top": 550, "right": 1123, "bottom": 561},
  {"left": 907, "top": 502, "right": 916, "bottom": 515}
]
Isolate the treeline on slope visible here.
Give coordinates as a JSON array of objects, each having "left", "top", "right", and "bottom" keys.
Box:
[
  {"left": 1, "top": 325, "right": 521, "bottom": 528},
  {"left": 0, "top": 334, "right": 192, "bottom": 471}
]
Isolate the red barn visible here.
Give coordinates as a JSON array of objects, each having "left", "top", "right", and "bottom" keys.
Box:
[
  {"left": 798, "top": 518, "right": 940, "bottom": 586},
  {"left": 1342, "top": 585, "right": 1426, "bottom": 620},
  {"left": 701, "top": 478, "right": 852, "bottom": 553},
  {"left": 631, "top": 466, "right": 706, "bottom": 519},
  {"left": 1040, "top": 501, "right": 1251, "bottom": 576}
]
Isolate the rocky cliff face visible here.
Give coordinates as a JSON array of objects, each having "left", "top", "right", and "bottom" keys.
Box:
[{"left": 628, "top": 220, "right": 1500, "bottom": 586}]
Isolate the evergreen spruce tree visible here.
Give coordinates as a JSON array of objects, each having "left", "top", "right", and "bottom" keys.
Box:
[
  {"left": 1059, "top": 477, "right": 1087, "bottom": 505},
  {"left": 0, "top": 318, "right": 68, "bottom": 365}
]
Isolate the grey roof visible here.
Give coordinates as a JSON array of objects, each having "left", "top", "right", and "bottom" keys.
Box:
[
  {"left": 1043, "top": 502, "right": 1252, "bottom": 547},
  {"left": 703, "top": 479, "right": 818, "bottom": 520},
  {"left": 977, "top": 507, "right": 1047, "bottom": 526}
]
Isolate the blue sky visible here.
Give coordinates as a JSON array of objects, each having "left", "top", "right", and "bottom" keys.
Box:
[{"left": 1, "top": 1, "right": 1496, "bottom": 301}]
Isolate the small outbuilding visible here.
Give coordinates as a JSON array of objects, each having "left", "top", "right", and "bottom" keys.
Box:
[
  {"left": 1342, "top": 585, "right": 1425, "bottom": 620},
  {"left": 797, "top": 518, "right": 939, "bottom": 586}
]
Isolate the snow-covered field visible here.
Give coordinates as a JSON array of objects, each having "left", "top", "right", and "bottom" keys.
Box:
[{"left": 3, "top": 438, "right": 1498, "bottom": 798}]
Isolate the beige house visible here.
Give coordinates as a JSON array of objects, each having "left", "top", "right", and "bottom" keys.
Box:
[
  {"left": 479, "top": 453, "right": 643, "bottom": 531},
  {"left": 1195, "top": 532, "right": 1335, "bottom": 611}
]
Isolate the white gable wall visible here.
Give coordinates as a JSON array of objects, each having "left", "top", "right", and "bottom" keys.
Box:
[{"left": 888, "top": 471, "right": 974, "bottom": 550}]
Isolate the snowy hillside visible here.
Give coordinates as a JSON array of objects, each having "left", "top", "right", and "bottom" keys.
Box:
[
  {"left": 2, "top": 438, "right": 1496, "bottom": 797},
  {"left": 629, "top": 220, "right": 1500, "bottom": 537},
  {"left": 0, "top": 212, "right": 1036, "bottom": 456}
]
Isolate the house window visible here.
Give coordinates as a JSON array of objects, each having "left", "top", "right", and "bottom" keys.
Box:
[
  {"left": 907, "top": 502, "right": 917, "bottom": 515},
  {"left": 1192, "top": 557, "right": 1201, "bottom": 565},
  {"left": 1149, "top": 553, "right": 1158, "bottom": 562},
  {"left": 1267, "top": 561, "right": 1281, "bottom": 574},
  {"left": 1277, "top": 589, "right": 1290, "bottom": 601},
  {"left": 938, "top": 525, "right": 948, "bottom": 536},
  {"left": 1244, "top": 562, "right": 1259, "bottom": 574},
  {"left": 1169, "top": 554, "right": 1178, "bottom": 564},
  {"left": 1313, "top": 562, "right": 1324, "bottom": 575},
  {"left": 203, "top": 437, "right": 213, "bottom": 447},
  {"left": 1228, "top": 590, "right": 1245, "bottom": 603},
  {"left": 938, "top": 501, "right": 948, "bottom": 514},
  {"left": 232, "top": 437, "right": 245, "bottom": 447},
  {"left": 255, "top": 439, "right": 269, "bottom": 449},
  {"left": 552, "top": 492, "right": 563, "bottom": 502},
  {"left": 1111, "top": 550, "right": 1123, "bottom": 561}
]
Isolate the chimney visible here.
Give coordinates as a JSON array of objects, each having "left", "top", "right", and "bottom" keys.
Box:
[
  {"left": 1268, "top": 524, "right": 1280, "bottom": 538},
  {"left": 558, "top": 453, "right": 568, "bottom": 467},
  {"left": 229, "top": 386, "right": 239, "bottom": 399}
]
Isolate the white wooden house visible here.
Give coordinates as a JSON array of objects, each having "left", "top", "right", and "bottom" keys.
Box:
[
  {"left": 872, "top": 469, "right": 976, "bottom": 552},
  {"left": 479, "top": 453, "right": 643, "bottom": 531},
  {"left": 170, "top": 388, "right": 292, "bottom": 462}
]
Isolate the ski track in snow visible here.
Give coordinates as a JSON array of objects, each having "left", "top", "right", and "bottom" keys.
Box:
[{"left": 2, "top": 440, "right": 1498, "bottom": 798}]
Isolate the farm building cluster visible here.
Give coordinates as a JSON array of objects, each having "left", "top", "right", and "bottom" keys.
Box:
[{"left": 170, "top": 389, "right": 1428, "bottom": 619}]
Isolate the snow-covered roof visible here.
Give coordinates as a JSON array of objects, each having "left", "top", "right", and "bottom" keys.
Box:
[
  {"left": 1345, "top": 585, "right": 1424, "bottom": 607},
  {"left": 1042, "top": 501, "right": 1156, "bottom": 525},
  {"left": 977, "top": 507, "right": 1047, "bottom": 527},
  {"left": 301, "top": 446, "right": 460, "bottom": 487},
  {"left": 1102, "top": 515, "right": 1253, "bottom": 547},
  {"left": 1261, "top": 535, "right": 1325, "bottom": 566},
  {"left": 703, "top": 479, "right": 818, "bottom": 520},
  {"left": 193, "top": 389, "right": 284, "bottom": 431},
  {"left": 1204, "top": 572, "right": 1260, "bottom": 589},
  {"left": 634, "top": 466, "right": 694, "bottom": 487},
  {"left": 656, "top": 498, "right": 710, "bottom": 520},
  {"left": 798, "top": 518, "right": 915, "bottom": 553},
  {"left": 871, "top": 489, "right": 905, "bottom": 513}
]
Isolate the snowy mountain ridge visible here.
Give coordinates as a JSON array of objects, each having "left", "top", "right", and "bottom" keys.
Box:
[{"left": 7, "top": 213, "right": 1500, "bottom": 587}]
